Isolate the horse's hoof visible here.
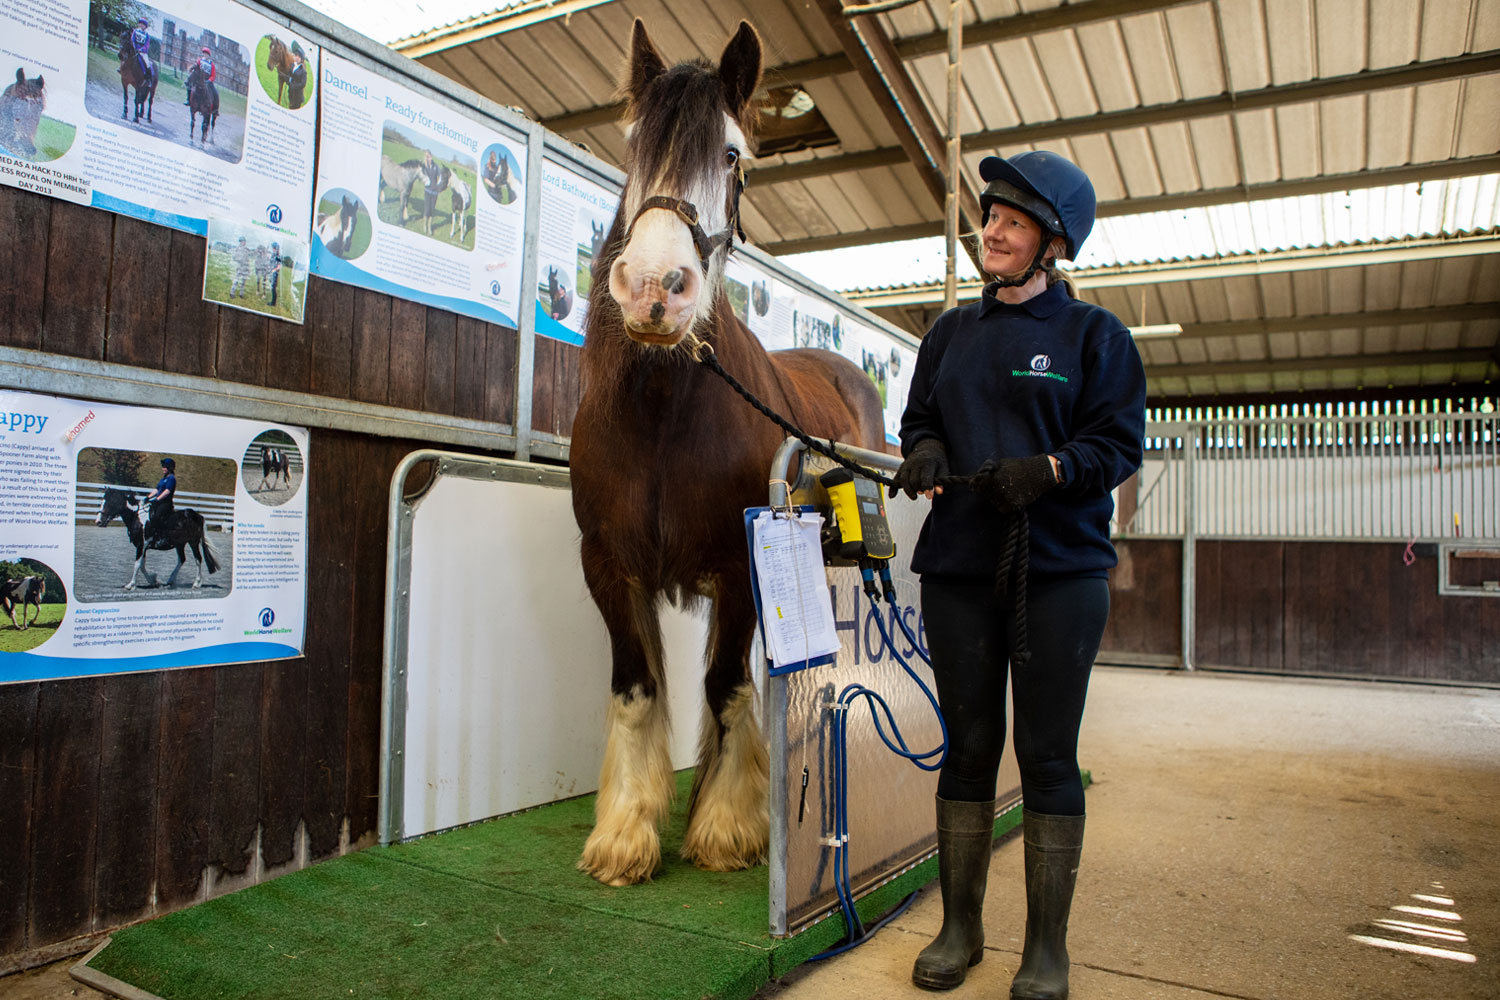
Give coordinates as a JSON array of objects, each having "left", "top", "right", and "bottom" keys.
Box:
[
  {"left": 579, "top": 826, "right": 660, "bottom": 886},
  {"left": 123, "top": 584, "right": 135, "bottom": 591}
]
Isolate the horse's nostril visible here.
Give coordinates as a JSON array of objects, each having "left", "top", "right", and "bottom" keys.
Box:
[
  {"left": 662, "top": 269, "right": 686, "bottom": 295},
  {"left": 650, "top": 302, "right": 665, "bottom": 322}
]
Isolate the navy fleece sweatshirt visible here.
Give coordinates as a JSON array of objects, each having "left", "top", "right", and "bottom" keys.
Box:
[{"left": 899, "top": 280, "right": 1146, "bottom": 580}]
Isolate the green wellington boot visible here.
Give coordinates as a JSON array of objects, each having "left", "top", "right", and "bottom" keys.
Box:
[
  {"left": 912, "top": 797, "right": 995, "bottom": 990},
  {"left": 1009, "top": 811, "right": 1085, "bottom": 1000}
]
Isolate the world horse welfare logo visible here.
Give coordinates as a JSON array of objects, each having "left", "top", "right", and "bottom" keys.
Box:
[
  {"left": 246, "top": 605, "right": 291, "bottom": 636},
  {"left": 1012, "top": 352, "right": 1069, "bottom": 383}
]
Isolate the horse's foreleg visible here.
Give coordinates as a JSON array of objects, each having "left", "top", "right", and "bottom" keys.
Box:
[
  {"left": 124, "top": 549, "right": 155, "bottom": 589},
  {"left": 164, "top": 548, "right": 186, "bottom": 588},
  {"left": 578, "top": 551, "right": 673, "bottom": 886},
  {"left": 681, "top": 584, "right": 769, "bottom": 872}
]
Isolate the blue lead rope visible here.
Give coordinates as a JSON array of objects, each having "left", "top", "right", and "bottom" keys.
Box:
[{"left": 812, "top": 565, "right": 947, "bottom": 957}]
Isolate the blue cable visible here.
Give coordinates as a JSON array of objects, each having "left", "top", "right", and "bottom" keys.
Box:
[{"left": 812, "top": 564, "right": 948, "bottom": 958}]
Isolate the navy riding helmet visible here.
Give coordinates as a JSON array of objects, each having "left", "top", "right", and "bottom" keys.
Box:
[
  {"left": 977, "top": 150, "right": 1096, "bottom": 284},
  {"left": 161, "top": 457, "right": 176, "bottom": 470}
]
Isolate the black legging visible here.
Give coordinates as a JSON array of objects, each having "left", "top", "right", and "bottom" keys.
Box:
[{"left": 922, "top": 575, "right": 1109, "bottom": 815}]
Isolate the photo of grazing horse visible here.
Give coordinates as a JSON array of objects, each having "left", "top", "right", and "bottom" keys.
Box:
[
  {"left": 569, "top": 19, "right": 885, "bottom": 886},
  {"left": 94, "top": 487, "right": 220, "bottom": 590},
  {"left": 0, "top": 575, "right": 44, "bottom": 630},
  {"left": 378, "top": 155, "right": 422, "bottom": 225},
  {"left": 0, "top": 68, "right": 46, "bottom": 158},
  {"left": 186, "top": 62, "right": 218, "bottom": 145},
  {"left": 116, "top": 32, "right": 157, "bottom": 123}
]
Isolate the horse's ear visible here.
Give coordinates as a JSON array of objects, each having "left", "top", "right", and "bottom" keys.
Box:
[
  {"left": 627, "top": 19, "right": 667, "bottom": 100},
  {"left": 718, "top": 21, "right": 762, "bottom": 117}
]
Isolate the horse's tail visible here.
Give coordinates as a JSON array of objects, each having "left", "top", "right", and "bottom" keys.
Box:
[{"left": 198, "top": 521, "right": 221, "bottom": 574}]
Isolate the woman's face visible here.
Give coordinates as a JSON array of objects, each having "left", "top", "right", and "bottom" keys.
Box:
[{"left": 981, "top": 203, "right": 1045, "bottom": 278}]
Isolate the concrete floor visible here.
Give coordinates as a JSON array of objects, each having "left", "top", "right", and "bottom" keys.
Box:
[{"left": 6, "top": 667, "right": 1498, "bottom": 1000}]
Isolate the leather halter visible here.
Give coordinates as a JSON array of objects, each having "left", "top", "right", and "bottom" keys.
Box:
[{"left": 623, "top": 166, "right": 747, "bottom": 272}]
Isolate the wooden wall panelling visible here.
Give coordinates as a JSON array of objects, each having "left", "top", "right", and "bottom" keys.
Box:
[
  {"left": 530, "top": 336, "right": 558, "bottom": 436},
  {"left": 344, "top": 434, "right": 420, "bottom": 843},
  {"left": 387, "top": 298, "right": 426, "bottom": 411},
  {"left": 301, "top": 432, "right": 358, "bottom": 857},
  {"left": 0, "top": 683, "right": 38, "bottom": 955},
  {"left": 105, "top": 216, "right": 170, "bottom": 370},
  {"left": 422, "top": 309, "right": 456, "bottom": 415},
  {"left": 308, "top": 276, "right": 355, "bottom": 399},
  {"left": 453, "top": 316, "right": 486, "bottom": 421},
  {"left": 161, "top": 231, "right": 220, "bottom": 377},
  {"left": 92, "top": 673, "right": 162, "bottom": 929},
  {"left": 41, "top": 202, "right": 111, "bottom": 360},
  {"left": 1101, "top": 539, "right": 1181, "bottom": 659},
  {"left": 1404, "top": 548, "right": 1444, "bottom": 681},
  {"left": 265, "top": 315, "right": 314, "bottom": 394},
  {"left": 0, "top": 186, "right": 50, "bottom": 349},
  {"left": 206, "top": 663, "right": 265, "bottom": 876},
  {"left": 27, "top": 678, "right": 103, "bottom": 944},
  {"left": 346, "top": 287, "right": 389, "bottom": 404},
  {"left": 258, "top": 655, "right": 309, "bottom": 869},
  {"left": 1195, "top": 541, "right": 1284, "bottom": 671},
  {"left": 555, "top": 341, "right": 582, "bottom": 437},
  {"left": 153, "top": 668, "right": 215, "bottom": 910},
  {"left": 483, "top": 323, "right": 517, "bottom": 427},
  {"left": 215, "top": 309, "right": 269, "bottom": 387}
]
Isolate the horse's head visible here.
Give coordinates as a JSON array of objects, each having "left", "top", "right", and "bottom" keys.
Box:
[
  {"left": 607, "top": 19, "right": 760, "bottom": 347},
  {"left": 95, "top": 488, "right": 131, "bottom": 526}
]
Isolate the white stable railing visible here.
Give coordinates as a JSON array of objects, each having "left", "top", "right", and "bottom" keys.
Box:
[{"left": 74, "top": 482, "right": 235, "bottom": 532}]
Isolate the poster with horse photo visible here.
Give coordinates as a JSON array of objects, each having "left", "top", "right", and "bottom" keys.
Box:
[
  {"left": 203, "top": 217, "right": 309, "bottom": 323},
  {"left": 0, "top": 388, "right": 308, "bottom": 685},
  {"left": 534, "top": 159, "right": 619, "bottom": 345},
  {"left": 0, "top": 0, "right": 318, "bottom": 241},
  {"left": 311, "top": 52, "right": 528, "bottom": 329}
]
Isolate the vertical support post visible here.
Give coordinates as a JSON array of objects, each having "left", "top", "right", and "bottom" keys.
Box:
[
  {"left": 1181, "top": 422, "right": 1197, "bottom": 671},
  {"left": 943, "top": 0, "right": 962, "bottom": 312},
  {"left": 511, "top": 125, "right": 546, "bottom": 461}
]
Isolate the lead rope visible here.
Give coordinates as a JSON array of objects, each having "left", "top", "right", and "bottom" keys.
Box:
[{"left": 695, "top": 345, "right": 1033, "bottom": 665}]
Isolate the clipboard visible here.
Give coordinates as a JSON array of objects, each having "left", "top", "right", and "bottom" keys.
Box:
[{"left": 743, "top": 506, "right": 839, "bottom": 677}]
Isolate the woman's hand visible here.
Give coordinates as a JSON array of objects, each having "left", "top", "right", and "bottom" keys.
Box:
[
  {"left": 890, "top": 438, "right": 949, "bottom": 500},
  {"left": 973, "top": 454, "right": 1059, "bottom": 511}
]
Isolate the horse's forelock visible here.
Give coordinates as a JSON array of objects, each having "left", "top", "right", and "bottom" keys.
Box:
[{"left": 626, "top": 63, "right": 730, "bottom": 199}]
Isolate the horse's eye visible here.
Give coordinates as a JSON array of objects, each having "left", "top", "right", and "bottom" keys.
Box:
[{"left": 725, "top": 147, "right": 740, "bottom": 168}]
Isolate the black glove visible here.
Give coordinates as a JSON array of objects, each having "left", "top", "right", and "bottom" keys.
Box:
[
  {"left": 890, "top": 437, "right": 949, "bottom": 499},
  {"left": 973, "top": 454, "right": 1058, "bottom": 512}
]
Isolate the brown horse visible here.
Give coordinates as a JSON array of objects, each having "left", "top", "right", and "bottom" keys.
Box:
[
  {"left": 266, "top": 37, "right": 294, "bottom": 106},
  {"left": 569, "top": 20, "right": 884, "bottom": 886}
]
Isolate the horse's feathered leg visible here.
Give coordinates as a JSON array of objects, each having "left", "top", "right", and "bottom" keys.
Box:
[
  {"left": 681, "top": 578, "right": 769, "bottom": 871},
  {"left": 578, "top": 542, "right": 673, "bottom": 886}
]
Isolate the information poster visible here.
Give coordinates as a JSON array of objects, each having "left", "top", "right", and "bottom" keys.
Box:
[
  {"left": 0, "top": 389, "right": 308, "bottom": 683},
  {"left": 311, "top": 52, "right": 527, "bottom": 327},
  {"left": 0, "top": 0, "right": 318, "bottom": 242},
  {"left": 535, "top": 158, "right": 619, "bottom": 345}
]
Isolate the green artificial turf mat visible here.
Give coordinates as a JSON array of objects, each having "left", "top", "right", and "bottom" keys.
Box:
[{"left": 84, "top": 769, "right": 1087, "bottom": 1000}]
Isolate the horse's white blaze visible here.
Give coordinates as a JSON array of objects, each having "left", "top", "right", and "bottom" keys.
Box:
[
  {"left": 580, "top": 688, "right": 674, "bottom": 885},
  {"left": 610, "top": 114, "right": 748, "bottom": 343},
  {"left": 681, "top": 683, "right": 769, "bottom": 870}
]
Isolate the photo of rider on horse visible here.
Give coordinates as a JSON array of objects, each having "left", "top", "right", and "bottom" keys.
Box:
[{"left": 82, "top": 2, "right": 249, "bottom": 162}]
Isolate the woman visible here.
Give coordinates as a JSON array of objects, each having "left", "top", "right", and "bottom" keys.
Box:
[
  {"left": 892, "top": 151, "right": 1146, "bottom": 1000},
  {"left": 143, "top": 457, "right": 177, "bottom": 547}
]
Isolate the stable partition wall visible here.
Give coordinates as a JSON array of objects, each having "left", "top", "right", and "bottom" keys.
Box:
[
  {"left": 1101, "top": 411, "right": 1500, "bottom": 684},
  {"left": 0, "top": 0, "right": 920, "bottom": 969}
]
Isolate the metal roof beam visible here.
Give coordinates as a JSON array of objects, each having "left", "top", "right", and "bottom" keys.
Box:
[
  {"left": 745, "top": 52, "right": 1500, "bottom": 187},
  {"left": 397, "top": 0, "right": 620, "bottom": 57},
  {"left": 811, "top": 0, "right": 984, "bottom": 272},
  {"left": 535, "top": 0, "right": 1200, "bottom": 134},
  {"left": 759, "top": 156, "right": 1500, "bottom": 254},
  {"left": 844, "top": 236, "right": 1500, "bottom": 307},
  {"left": 1147, "top": 350, "right": 1499, "bottom": 380},
  {"left": 1180, "top": 304, "right": 1500, "bottom": 339}
]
